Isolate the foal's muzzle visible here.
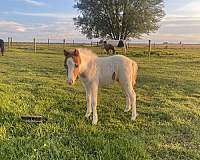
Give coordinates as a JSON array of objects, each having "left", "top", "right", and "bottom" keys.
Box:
[{"left": 67, "top": 79, "right": 73, "bottom": 86}]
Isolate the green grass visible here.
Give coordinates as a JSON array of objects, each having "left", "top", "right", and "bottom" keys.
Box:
[{"left": 0, "top": 44, "right": 200, "bottom": 160}]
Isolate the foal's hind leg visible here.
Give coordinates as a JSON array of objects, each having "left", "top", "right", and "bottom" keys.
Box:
[
  {"left": 124, "top": 92, "right": 131, "bottom": 112},
  {"left": 120, "top": 82, "right": 131, "bottom": 112},
  {"left": 123, "top": 84, "right": 137, "bottom": 121},
  {"left": 131, "top": 89, "right": 137, "bottom": 121}
]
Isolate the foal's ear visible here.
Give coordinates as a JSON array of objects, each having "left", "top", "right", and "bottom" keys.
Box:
[
  {"left": 64, "top": 50, "right": 70, "bottom": 56},
  {"left": 74, "top": 49, "right": 79, "bottom": 56}
]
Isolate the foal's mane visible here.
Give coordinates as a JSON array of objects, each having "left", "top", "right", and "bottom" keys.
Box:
[{"left": 78, "top": 48, "right": 97, "bottom": 60}]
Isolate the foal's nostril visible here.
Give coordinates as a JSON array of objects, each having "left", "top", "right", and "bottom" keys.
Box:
[{"left": 67, "top": 80, "right": 73, "bottom": 85}]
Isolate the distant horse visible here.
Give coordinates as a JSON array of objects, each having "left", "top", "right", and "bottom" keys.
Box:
[
  {"left": 0, "top": 39, "right": 4, "bottom": 56},
  {"left": 64, "top": 48, "right": 138, "bottom": 125},
  {"left": 103, "top": 41, "right": 115, "bottom": 54},
  {"left": 100, "top": 40, "right": 128, "bottom": 54}
]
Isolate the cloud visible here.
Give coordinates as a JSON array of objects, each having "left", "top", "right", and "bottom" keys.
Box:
[
  {"left": 0, "top": 20, "right": 27, "bottom": 33},
  {"left": 12, "top": 11, "right": 76, "bottom": 19},
  {"left": 175, "top": 1, "right": 200, "bottom": 17},
  {"left": 22, "top": 0, "right": 46, "bottom": 6},
  {"left": 0, "top": 18, "right": 88, "bottom": 42},
  {"left": 142, "top": 1, "right": 200, "bottom": 43},
  {"left": 26, "top": 21, "right": 84, "bottom": 41},
  {"left": 141, "top": 15, "right": 200, "bottom": 43},
  {"left": 163, "top": 16, "right": 200, "bottom": 22},
  {"left": 160, "top": 16, "right": 200, "bottom": 28},
  {"left": 144, "top": 33, "right": 200, "bottom": 43},
  {"left": 16, "top": 27, "right": 26, "bottom": 32}
]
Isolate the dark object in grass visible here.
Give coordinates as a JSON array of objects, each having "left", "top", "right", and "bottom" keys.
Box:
[
  {"left": 0, "top": 39, "right": 4, "bottom": 56},
  {"left": 21, "top": 115, "right": 47, "bottom": 123}
]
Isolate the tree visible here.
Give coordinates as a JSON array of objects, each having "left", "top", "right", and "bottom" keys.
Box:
[{"left": 73, "top": 0, "right": 165, "bottom": 40}]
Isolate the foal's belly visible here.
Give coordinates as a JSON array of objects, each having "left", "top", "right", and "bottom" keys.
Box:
[
  {"left": 96, "top": 57, "right": 119, "bottom": 86},
  {"left": 98, "top": 73, "right": 114, "bottom": 86}
]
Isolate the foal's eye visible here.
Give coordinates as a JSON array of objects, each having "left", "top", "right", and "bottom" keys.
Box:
[{"left": 75, "top": 64, "right": 79, "bottom": 68}]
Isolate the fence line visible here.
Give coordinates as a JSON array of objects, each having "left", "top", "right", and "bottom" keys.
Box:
[
  {"left": 27, "top": 38, "right": 100, "bottom": 53},
  {"left": 5, "top": 37, "right": 200, "bottom": 54}
]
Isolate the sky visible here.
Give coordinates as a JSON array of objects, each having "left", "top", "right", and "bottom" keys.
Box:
[{"left": 0, "top": 0, "right": 200, "bottom": 43}]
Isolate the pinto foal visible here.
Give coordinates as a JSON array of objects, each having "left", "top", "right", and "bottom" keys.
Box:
[
  {"left": 103, "top": 41, "right": 115, "bottom": 54},
  {"left": 64, "top": 48, "right": 138, "bottom": 125}
]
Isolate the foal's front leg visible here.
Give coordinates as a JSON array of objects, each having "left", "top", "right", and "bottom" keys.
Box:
[
  {"left": 85, "top": 85, "right": 92, "bottom": 118},
  {"left": 91, "top": 83, "right": 98, "bottom": 125}
]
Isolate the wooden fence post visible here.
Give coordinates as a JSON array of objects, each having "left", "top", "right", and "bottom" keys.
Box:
[
  {"left": 7, "top": 37, "right": 9, "bottom": 49},
  {"left": 63, "top": 39, "right": 66, "bottom": 48},
  {"left": 48, "top": 38, "right": 50, "bottom": 50},
  {"left": 73, "top": 40, "right": 74, "bottom": 46},
  {"left": 33, "top": 38, "right": 37, "bottom": 53},
  {"left": 148, "top": 40, "right": 151, "bottom": 60},
  {"left": 8, "top": 37, "right": 11, "bottom": 49},
  {"left": 10, "top": 37, "right": 13, "bottom": 47},
  {"left": 180, "top": 41, "right": 183, "bottom": 49}
]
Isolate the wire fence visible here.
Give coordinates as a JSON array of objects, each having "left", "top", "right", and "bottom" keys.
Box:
[{"left": 4, "top": 37, "right": 200, "bottom": 54}]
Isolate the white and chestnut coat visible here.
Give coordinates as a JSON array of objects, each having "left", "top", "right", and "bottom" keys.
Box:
[{"left": 64, "top": 48, "right": 138, "bottom": 125}]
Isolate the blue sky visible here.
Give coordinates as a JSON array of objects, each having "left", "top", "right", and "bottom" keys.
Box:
[{"left": 0, "top": 0, "right": 200, "bottom": 43}]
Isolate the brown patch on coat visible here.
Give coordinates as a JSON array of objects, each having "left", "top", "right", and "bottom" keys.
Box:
[
  {"left": 112, "top": 72, "right": 119, "bottom": 82},
  {"left": 64, "top": 49, "right": 81, "bottom": 80},
  {"left": 112, "top": 72, "right": 116, "bottom": 80},
  {"left": 79, "top": 72, "right": 87, "bottom": 79}
]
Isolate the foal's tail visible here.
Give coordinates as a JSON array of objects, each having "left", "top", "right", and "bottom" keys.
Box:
[{"left": 132, "top": 61, "right": 138, "bottom": 87}]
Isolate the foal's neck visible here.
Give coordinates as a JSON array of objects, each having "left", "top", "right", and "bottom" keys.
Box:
[{"left": 79, "top": 52, "right": 96, "bottom": 74}]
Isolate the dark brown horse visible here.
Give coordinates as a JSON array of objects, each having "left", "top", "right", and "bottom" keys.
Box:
[
  {"left": 103, "top": 41, "right": 115, "bottom": 54},
  {"left": 0, "top": 39, "right": 4, "bottom": 56}
]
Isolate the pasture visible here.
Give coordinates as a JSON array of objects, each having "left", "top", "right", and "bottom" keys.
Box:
[{"left": 0, "top": 43, "right": 200, "bottom": 159}]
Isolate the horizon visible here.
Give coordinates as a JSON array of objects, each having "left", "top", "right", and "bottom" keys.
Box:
[{"left": 0, "top": 0, "right": 200, "bottom": 43}]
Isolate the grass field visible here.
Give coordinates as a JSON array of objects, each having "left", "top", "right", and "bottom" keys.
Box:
[{"left": 0, "top": 44, "right": 200, "bottom": 160}]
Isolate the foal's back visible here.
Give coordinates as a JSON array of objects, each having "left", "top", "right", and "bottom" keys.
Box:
[
  {"left": 96, "top": 55, "right": 136, "bottom": 86},
  {"left": 97, "top": 55, "right": 134, "bottom": 67}
]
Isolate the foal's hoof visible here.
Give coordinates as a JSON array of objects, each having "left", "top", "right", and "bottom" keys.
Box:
[
  {"left": 92, "top": 120, "right": 97, "bottom": 125},
  {"left": 85, "top": 112, "right": 91, "bottom": 118},
  {"left": 131, "top": 116, "right": 136, "bottom": 121},
  {"left": 131, "top": 113, "right": 138, "bottom": 121},
  {"left": 124, "top": 107, "right": 131, "bottom": 112},
  {"left": 92, "top": 118, "right": 98, "bottom": 125}
]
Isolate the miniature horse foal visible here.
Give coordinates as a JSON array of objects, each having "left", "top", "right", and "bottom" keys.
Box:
[{"left": 64, "top": 49, "right": 138, "bottom": 125}]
